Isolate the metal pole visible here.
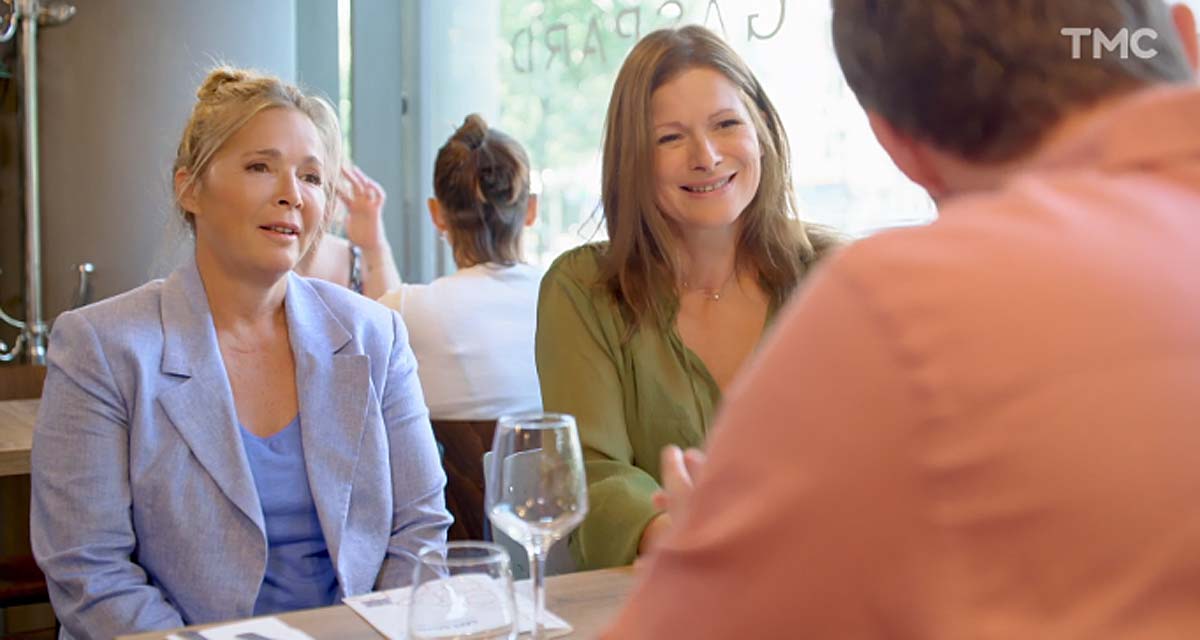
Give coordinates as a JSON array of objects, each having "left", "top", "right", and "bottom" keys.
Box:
[{"left": 19, "top": 0, "right": 46, "bottom": 364}]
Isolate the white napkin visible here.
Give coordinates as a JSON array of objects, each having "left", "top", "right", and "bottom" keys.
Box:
[{"left": 344, "top": 576, "right": 572, "bottom": 639}]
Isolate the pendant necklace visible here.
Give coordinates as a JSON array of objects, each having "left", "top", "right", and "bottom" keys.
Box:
[{"left": 681, "top": 268, "right": 737, "bottom": 302}]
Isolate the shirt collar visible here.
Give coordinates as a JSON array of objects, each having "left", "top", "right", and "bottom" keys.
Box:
[{"left": 1025, "top": 84, "right": 1200, "bottom": 174}]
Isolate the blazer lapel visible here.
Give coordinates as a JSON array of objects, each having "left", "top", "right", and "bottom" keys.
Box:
[
  {"left": 286, "top": 274, "right": 370, "bottom": 578},
  {"left": 157, "top": 258, "right": 265, "bottom": 533}
]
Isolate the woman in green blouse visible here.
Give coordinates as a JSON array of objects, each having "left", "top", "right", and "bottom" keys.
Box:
[{"left": 536, "top": 25, "right": 838, "bottom": 570}]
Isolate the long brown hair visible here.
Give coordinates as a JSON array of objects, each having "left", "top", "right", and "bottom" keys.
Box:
[
  {"left": 599, "top": 25, "right": 829, "bottom": 333},
  {"left": 433, "top": 114, "right": 532, "bottom": 267}
]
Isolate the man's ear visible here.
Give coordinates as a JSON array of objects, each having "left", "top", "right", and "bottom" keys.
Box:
[
  {"left": 1171, "top": 2, "right": 1199, "bottom": 73},
  {"left": 865, "top": 111, "right": 949, "bottom": 199},
  {"left": 524, "top": 193, "right": 539, "bottom": 227},
  {"left": 174, "top": 168, "right": 200, "bottom": 217}
]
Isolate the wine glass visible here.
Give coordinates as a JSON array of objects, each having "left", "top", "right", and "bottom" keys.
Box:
[
  {"left": 407, "top": 541, "right": 518, "bottom": 640},
  {"left": 485, "top": 413, "right": 587, "bottom": 639}
]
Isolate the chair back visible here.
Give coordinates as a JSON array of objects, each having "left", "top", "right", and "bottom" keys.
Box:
[{"left": 429, "top": 419, "right": 498, "bottom": 541}]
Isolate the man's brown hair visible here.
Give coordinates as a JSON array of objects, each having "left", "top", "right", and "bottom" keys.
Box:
[{"left": 832, "top": 0, "right": 1194, "bottom": 162}]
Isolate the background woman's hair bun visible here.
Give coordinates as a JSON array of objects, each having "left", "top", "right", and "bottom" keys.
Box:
[
  {"left": 454, "top": 113, "right": 490, "bottom": 151},
  {"left": 432, "top": 113, "right": 531, "bottom": 267}
]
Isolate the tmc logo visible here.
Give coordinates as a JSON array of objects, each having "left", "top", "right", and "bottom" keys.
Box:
[{"left": 1061, "top": 27, "right": 1159, "bottom": 60}]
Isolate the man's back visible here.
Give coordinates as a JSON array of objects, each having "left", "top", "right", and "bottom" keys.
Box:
[
  {"left": 830, "top": 86, "right": 1200, "bottom": 636},
  {"left": 606, "top": 87, "right": 1200, "bottom": 639}
]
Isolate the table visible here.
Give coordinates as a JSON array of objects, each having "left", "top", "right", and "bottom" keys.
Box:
[
  {"left": 0, "top": 399, "right": 38, "bottom": 477},
  {"left": 119, "top": 566, "right": 637, "bottom": 640}
]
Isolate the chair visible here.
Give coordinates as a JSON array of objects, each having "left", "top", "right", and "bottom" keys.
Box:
[
  {"left": 0, "top": 476, "right": 53, "bottom": 639},
  {"left": 482, "top": 451, "right": 576, "bottom": 580},
  {"left": 429, "top": 419, "right": 499, "bottom": 542},
  {"left": 0, "top": 365, "right": 52, "bottom": 638},
  {"left": 0, "top": 555, "right": 47, "bottom": 609}
]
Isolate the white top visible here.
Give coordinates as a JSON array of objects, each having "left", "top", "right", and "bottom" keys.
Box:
[{"left": 378, "top": 263, "right": 543, "bottom": 420}]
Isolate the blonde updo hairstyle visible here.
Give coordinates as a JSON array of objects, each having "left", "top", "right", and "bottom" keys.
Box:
[
  {"left": 432, "top": 114, "right": 532, "bottom": 267},
  {"left": 173, "top": 66, "right": 343, "bottom": 234}
]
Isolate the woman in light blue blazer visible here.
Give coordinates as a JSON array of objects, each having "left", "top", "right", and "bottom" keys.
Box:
[{"left": 30, "top": 67, "right": 451, "bottom": 640}]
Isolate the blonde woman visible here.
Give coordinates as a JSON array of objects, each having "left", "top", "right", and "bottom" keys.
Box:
[
  {"left": 30, "top": 67, "right": 450, "bottom": 640},
  {"left": 536, "top": 25, "right": 838, "bottom": 571}
]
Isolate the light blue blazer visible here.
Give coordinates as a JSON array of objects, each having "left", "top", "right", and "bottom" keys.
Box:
[{"left": 30, "top": 259, "right": 452, "bottom": 640}]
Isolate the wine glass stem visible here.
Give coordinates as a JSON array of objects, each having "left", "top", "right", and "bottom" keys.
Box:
[{"left": 530, "top": 549, "right": 546, "bottom": 639}]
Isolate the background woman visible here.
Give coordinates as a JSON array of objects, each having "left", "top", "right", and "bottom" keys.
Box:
[{"left": 377, "top": 113, "right": 542, "bottom": 421}]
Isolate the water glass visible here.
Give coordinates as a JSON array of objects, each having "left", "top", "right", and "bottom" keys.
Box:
[{"left": 407, "top": 542, "right": 517, "bottom": 640}]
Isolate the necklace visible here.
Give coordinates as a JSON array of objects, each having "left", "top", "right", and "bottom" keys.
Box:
[{"left": 681, "top": 268, "right": 737, "bottom": 302}]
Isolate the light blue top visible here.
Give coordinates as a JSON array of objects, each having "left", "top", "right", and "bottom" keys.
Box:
[{"left": 240, "top": 415, "right": 338, "bottom": 615}]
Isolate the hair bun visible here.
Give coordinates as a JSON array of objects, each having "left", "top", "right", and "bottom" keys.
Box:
[
  {"left": 196, "top": 66, "right": 253, "bottom": 101},
  {"left": 455, "top": 113, "right": 490, "bottom": 151}
]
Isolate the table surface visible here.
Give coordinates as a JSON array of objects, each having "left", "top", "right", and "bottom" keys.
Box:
[
  {"left": 0, "top": 398, "right": 38, "bottom": 477},
  {"left": 118, "top": 566, "right": 637, "bottom": 640}
]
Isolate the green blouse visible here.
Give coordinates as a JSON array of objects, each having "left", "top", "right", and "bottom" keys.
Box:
[{"left": 536, "top": 243, "right": 780, "bottom": 570}]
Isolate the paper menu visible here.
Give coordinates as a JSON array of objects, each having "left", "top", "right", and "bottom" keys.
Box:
[
  {"left": 344, "top": 575, "right": 571, "bottom": 639},
  {"left": 166, "top": 616, "right": 314, "bottom": 640}
]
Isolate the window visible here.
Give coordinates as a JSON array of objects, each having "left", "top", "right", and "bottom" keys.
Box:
[
  {"left": 387, "top": 0, "right": 1200, "bottom": 273},
  {"left": 494, "top": 0, "right": 935, "bottom": 266}
]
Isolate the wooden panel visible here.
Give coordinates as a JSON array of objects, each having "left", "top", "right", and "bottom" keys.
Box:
[
  {"left": 0, "top": 399, "right": 37, "bottom": 478},
  {"left": 0, "top": 365, "right": 45, "bottom": 401}
]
